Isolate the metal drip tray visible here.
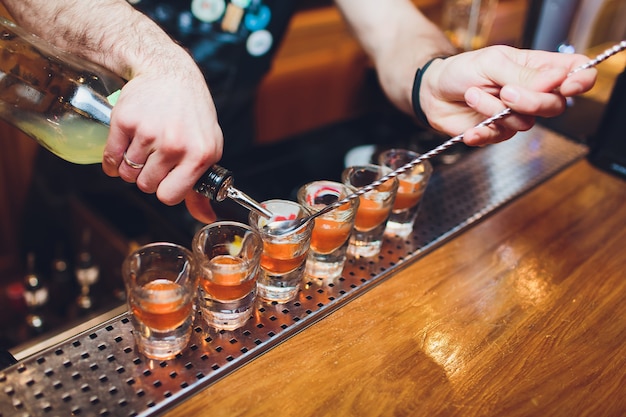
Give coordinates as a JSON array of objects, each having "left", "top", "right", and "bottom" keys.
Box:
[{"left": 0, "top": 125, "right": 587, "bottom": 417}]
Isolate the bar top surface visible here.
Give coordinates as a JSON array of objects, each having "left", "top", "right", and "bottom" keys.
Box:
[{"left": 165, "top": 158, "right": 626, "bottom": 417}]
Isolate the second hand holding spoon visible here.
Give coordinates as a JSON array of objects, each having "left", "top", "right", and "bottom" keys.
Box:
[{"left": 264, "top": 41, "right": 626, "bottom": 236}]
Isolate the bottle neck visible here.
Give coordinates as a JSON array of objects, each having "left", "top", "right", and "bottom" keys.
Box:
[
  {"left": 194, "top": 165, "right": 234, "bottom": 201},
  {"left": 68, "top": 85, "right": 117, "bottom": 126},
  {"left": 193, "top": 165, "right": 273, "bottom": 218}
]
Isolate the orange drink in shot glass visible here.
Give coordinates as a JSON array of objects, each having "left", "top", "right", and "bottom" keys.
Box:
[
  {"left": 378, "top": 149, "right": 433, "bottom": 237},
  {"left": 192, "top": 221, "right": 262, "bottom": 331},
  {"left": 249, "top": 199, "right": 313, "bottom": 303},
  {"left": 202, "top": 255, "right": 254, "bottom": 300},
  {"left": 342, "top": 164, "right": 399, "bottom": 257},
  {"left": 297, "top": 181, "right": 359, "bottom": 280},
  {"left": 122, "top": 243, "right": 198, "bottom": 360},
  {"left": 131, "top": 279, "right": 194, "bottom": 332}
]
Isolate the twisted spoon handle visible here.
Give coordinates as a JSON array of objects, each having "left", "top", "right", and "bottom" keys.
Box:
[
  {"left": 310, "top": 41, "right": 626, "bottom": 221},
  {"left": 568, "top": 40, "right": 626, "bottom": 75}
]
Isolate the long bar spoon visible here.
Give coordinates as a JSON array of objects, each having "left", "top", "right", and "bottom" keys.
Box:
[{"left": 265, "top": 40, "right": 626, "bottom": 236}]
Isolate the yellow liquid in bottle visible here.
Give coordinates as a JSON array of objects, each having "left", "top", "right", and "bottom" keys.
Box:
[
  {"left": 10, "top": 110, "right": 109, "bottom": 164},
  {"left": 0, "top": 17, "right": 123, "bottom": 165}
]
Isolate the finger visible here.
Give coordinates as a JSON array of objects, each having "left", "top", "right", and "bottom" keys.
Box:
[
  {"left": 463, "top": 124, "right": 518, "bottom": 147},
  {"left": 500, "top": 85, "right": 567, "bottom": 118},
  {"left": 497, "top": 51, "right": 595, "bottom": 96},
  {"left": 155, "top": 161, "right": 207, "bottom": 206},
  {"left": 560, "top": 67, "right": 597, "bottom": 96},
  {"left": 517, "top": 67, "right": 570, "bottom": 93},
  {"left": 465, "top": 87, "right": 535, "bottom": 132},
  {"left": 185, "top": 191, "right": 217, "bottom": 224},
  {"left": 102, "top": 121, "right": 131, "bottom": 177},
  {"left": 118, "top": 147, "right": 149, "bottom": 184},
  {"left": 134, "top": 151, "right": 179, "bottom": 195},
  {"left": 488, "top": 48, "right": 579, "bottom": 92}
]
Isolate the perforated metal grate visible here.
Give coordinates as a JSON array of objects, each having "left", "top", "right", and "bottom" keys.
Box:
[{"left": 0, "top": 126, "right": 587, "bottom": 417}]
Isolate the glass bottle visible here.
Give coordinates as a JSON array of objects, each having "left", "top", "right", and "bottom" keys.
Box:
[
  {"left": 194, "top": 165, "right": 272, "bottom": 218},
  {"left": 74, "top": 229, "right": 100, "bottom": 310},
  {"left": 0, "top": 16, "right": 124, "bottom": 164},
  {"left": 49, "top": 241, "right": 76, "bottom": 316},
  {"left": 22, "top": 252, "right": 49, "bottom": 332},
  {"left": 0, "top": 17, "right": 270, "bottom": 218}
]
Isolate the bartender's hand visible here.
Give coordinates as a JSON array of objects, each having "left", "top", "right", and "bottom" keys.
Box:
[
  {"left": 419, "top": 46, "right": 598, "bottom": 146},
  {"left": 2, "top": 0, "right": 223, "bottom": 222},
  {"left": 101, "top": 53, "right": 223, "bottom": 208},
  {"left": 104, "top": 71, "right": 221, "bottom": 223},
  {"left": 335, "top": 0, "right": 597, "bottom": 147}
]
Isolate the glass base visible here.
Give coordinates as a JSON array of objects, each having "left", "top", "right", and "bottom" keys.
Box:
[
  {"left": 305, "top": 259, "right": 345, "bottom": 280},
  {"left": 384, "top": 220, "right": 414, "bottom": 238},
  {"left": 199, "top": 290, "right": 256, "bottom": 331},
  {"left": 257, "top": 282, "right": 299, "bottom": 304},
  {"left": 347, "top": 238, "right": 382, "bottom": 258},
  {"left": 203, "top": 309, "right": 252, "bottom": 331},
  {"left": 134, "top": 323, "right": 192, "bottom": 360}
]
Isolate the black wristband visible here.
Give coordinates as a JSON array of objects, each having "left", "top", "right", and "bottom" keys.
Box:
[{"left": 411, "top": 56, "right": 448, "bottom": 129}]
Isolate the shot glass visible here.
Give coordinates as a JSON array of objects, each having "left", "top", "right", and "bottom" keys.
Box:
[
  {"left": 249, "top": 199, "right": 314, "bottom": 303},
  {"left": 342, "top": 164, "right": 399, "bottom": 257},
  {"left": 297, "top": 180, "right": 359, "bottom": 280},
  {"left": 122, "top": 243, "right": 198, "bottom": 360},
  {"left": 192, "top": 221, "right": 262, "bottom": 331},
  {"left": 378, "top": 149, "right": 433, "bottom": 238}
]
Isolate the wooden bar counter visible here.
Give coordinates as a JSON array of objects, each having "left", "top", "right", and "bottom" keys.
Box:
[{"left": 165, "top": 158, "right": 626, "bottom": 417}]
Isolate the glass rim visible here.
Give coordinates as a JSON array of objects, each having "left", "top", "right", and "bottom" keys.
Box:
[
  {"left": 378, "top": 148, "right": 433, "bottom": 174},
  {"left": 127, "top": 241, "right": 193, "bottom": 257},
  {"left": 122, "top": 242, "right": 197, "bottom": 292},
  {"left": 297, "top": 180, "right": 358, "bottom": 211},
  {"left": 192, "top": 220, "right": 263, "bottom": 262},
  {"left": 341, "top": 163, "right": 399, "bottom": 193},
  {"left": 248, "top": 199, "right": 314, "bottom": 238}
]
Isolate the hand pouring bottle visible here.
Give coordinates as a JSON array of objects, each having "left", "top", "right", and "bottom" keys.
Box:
[{"left": 0, "top": 17, "right": 270, "bottom": 218}]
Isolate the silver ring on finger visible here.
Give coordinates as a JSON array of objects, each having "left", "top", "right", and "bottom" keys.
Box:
[{"left": 123, "top": 152, "right": 145, "bottom": 169}]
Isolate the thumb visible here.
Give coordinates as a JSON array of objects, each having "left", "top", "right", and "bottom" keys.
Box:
[
  {"left": 185, "top": 191, "right": 217, "bottom": 224},
  {"left": 487, "top": 48, "right": 570, "bottom": 93}
]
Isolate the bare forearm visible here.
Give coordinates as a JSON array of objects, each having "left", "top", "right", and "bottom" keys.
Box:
[
  {"left": 1, "top": 0, "right": 193, "bottom": 80},
  {"left": 1, "top": 0, "right": 224, "bottom": 209},
  {"left": 334, "top": 0, "right": 456, "bottom": 114}
]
